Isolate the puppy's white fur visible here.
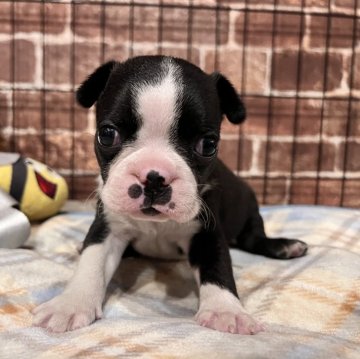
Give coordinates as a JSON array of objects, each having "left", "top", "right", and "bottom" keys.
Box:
[
  {"left": 135, "top": 58, "right": 182, "bottom": 143},
  {"left": 105, "top": 209, "right": 201, "bottom": 260},
  {"left": 195, "top": 284, "right": 264, "bottom": 335}
]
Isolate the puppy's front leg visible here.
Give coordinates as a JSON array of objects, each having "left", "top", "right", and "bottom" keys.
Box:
[
  {"left": 189, "top": 229, "right": 264, "bottom": 335},
  {"left": 32, "top": 232, "right": 128, "bottom": 333}
]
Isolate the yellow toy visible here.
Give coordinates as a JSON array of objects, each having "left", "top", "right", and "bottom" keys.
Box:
[{"left": 0, "top": 153, "right": 68, "bottom": 221}]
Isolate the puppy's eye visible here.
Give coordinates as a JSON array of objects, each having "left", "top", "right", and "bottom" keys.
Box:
[
  {"left": 97, "top": 126, "right": 121, "bottom": 147},
  {"left": 195, "top": 137, "right": 218, "bottom": 157}
]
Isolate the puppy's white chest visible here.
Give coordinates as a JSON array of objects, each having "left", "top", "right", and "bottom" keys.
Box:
[{"left": 132, "top": 220, "right": 201, "bottom": 260}]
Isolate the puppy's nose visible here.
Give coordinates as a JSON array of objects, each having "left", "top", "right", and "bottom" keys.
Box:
[
  {"left": 143, "top": 170, "right": 172, "bottom": 206},
  {"left": 138, "top": 166, "right": 174, "bottom": 186},
  {"left": 145, "top": 170, "right": 166, "bottom": 188}
]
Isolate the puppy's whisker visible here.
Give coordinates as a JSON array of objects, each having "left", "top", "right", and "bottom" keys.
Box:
[
  {"left": 198, "top": 196, "right": 215, "bottom": 231},
  {"left": 84, "top": 189, "right": 98, "bottom": 207}
]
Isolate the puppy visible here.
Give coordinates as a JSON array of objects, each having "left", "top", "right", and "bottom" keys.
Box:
[{"left": 32, "top": 56, "right": 307, "bottom": 334}]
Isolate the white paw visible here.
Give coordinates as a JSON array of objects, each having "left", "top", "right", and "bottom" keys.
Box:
[
  {"left": 286, "top": 241, "right": 308, "bottom": 258},
  {"left": 196, "top": 284, "right": 265, "bottom": 335},
  {"left": 195, "top": 309, "right": 264, "bottom": 335},
  {"left": 32, "top": 294, "right": 103, "bottom": 333}
]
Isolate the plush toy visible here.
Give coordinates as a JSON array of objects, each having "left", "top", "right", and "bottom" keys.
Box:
[{"left": 0, "top": 153, "right": 68, "bottom": 221}]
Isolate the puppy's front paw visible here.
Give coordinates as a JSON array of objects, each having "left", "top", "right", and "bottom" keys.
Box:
[
  {"left": 196, "top": 284, "right": 265, "bottom": 335},
  {"left": 195, "top": 309, "right": 264, "bottom": 335},
  {"left": 32, "top": 293, "right": 102, "bottom": 333}
]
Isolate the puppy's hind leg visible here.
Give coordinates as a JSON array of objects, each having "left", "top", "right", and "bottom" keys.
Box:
[{"left": 235, "top": 212, "right": 308, "bottom": 260}]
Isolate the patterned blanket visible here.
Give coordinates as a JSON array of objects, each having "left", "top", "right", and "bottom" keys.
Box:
[{"left": 0, "top": 205, "right": 359, "bottom": 358}]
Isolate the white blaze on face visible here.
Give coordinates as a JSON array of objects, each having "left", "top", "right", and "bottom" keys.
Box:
[
  {"left": 100, "top": 59, "right": 201, "bottom": 223},
  {"left": 136, "top": 61, "right": 181, "bottom": 144}
]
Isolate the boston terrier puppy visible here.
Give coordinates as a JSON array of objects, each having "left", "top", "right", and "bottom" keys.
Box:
[{"left": 32, "top": 56, "right": 307, "bottom": 334}]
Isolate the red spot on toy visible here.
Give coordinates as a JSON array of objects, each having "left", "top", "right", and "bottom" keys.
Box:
[{"left": 35, "top": 171, "right": 57, "bottom": 199}]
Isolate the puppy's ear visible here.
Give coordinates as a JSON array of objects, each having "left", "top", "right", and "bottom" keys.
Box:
[
  {"left": 212, "top": 72, "right": 246, "bottom": 124},
  {"left": 76, "top": 61, "right": 117, "bottom": 108}
]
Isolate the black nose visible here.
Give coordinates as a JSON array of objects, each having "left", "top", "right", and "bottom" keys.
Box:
[
  {"left": 143, "top": 170, "right": 172, "bottom": 206},
  {"left": 146, "top": 170, "right": 165, "bottom": 188}
]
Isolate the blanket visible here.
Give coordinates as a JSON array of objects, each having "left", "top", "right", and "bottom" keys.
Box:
[{"left": 0, "top": 205, "right": 359, "bottom": 358}]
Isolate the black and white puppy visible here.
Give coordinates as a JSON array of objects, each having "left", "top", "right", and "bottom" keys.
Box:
[{"left": 33, "top": 56, "right": 307, "bottom": 334}]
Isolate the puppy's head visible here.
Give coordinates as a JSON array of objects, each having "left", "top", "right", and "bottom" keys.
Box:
[{"left": 77, "top": 56, "right": 245, "bottom": 223}]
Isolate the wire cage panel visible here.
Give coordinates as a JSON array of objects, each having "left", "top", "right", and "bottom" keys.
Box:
[{"left": 0, "top": 0, "right": 359, "bottom": 207}]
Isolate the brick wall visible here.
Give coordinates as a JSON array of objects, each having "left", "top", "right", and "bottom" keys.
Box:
[{"left": 0, "top": 0, "right": 359, "bottom": 207}]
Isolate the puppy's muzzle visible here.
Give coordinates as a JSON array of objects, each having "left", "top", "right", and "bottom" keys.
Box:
[{"left": 101, "top": 148, "right": 200, "bottom": 223}]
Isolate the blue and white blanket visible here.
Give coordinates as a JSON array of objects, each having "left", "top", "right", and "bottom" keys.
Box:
[{"left": 0, "top": 205, "right": 359, "bottom": 358}]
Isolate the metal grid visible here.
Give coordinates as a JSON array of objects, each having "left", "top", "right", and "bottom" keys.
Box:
[{"left": 1, "top": 0, "right": 359, "bottom": 206}]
